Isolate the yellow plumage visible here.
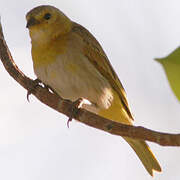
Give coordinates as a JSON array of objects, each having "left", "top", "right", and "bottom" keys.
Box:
[
  {"left": 99, "top": 91, "right": 161, "bottom": 175},
  {"left": 26, "top": 5, "right": 161, "bottom": 176}
]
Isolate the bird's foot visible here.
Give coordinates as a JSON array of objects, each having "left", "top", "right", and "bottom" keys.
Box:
[
  {"left": 67, "top": 98, "right": 84, "bottom": 128},
  {"left": 27, "top": 79, "right": 42, "bottom": 102},
  {"left": 27, "top": 79, "right": 58, "bottom": 102}
]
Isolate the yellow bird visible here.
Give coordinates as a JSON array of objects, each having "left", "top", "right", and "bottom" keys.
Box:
[{"left": 26, "top": 5, "right": 161, "bottom": 176}]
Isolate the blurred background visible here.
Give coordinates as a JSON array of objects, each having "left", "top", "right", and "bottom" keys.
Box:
[{"left": 0, "top": 0, "right": 180, "bottom": 179}]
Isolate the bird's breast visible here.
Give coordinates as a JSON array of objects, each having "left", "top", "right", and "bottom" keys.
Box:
[{"left": 34, "top": 49, "right": 114, "bottom": 112}]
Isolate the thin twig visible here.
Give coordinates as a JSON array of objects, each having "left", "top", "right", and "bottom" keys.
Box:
[{"left": 0, "top": 21, "right": 180, "bottom": 146}]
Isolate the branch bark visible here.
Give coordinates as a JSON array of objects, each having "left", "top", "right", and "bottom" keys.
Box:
[{"left": 0, "top": 21, "right": 180, "bottom": 147}]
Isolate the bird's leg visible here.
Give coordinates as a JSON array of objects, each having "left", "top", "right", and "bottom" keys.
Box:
[
  {"left": 67, "top": 97, "right": 84, "bottom": 128},
  {"left": 27, "top": 78, "right": 42, "bottom": 102}
]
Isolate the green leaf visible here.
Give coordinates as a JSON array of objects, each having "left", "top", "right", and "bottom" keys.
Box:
[{"left": 155, "top": 47, "right": 180, "bottom": 101}]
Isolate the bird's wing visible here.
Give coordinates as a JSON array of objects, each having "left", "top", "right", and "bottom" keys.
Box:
[{"left": 72, "top": 22, "right": 133, "bottom": 120}]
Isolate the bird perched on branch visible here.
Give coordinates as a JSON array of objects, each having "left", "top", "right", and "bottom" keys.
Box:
[{"left": 26, "top": 5, "right": 161, "bottom": 176}]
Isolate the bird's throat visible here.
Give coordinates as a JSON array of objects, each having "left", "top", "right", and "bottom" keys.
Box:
[{"left": 31, "top": 34, "right": 68, "bottom": 68}]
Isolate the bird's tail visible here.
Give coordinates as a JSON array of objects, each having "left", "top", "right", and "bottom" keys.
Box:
[
  {"left": 98, "top": 90, "right": 161, "bottom": 176},
  {"left": 124, "top": 137, "right": 162, "bottom": 176}
]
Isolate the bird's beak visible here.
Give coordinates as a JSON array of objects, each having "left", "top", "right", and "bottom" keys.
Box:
[{"left": 26, "top": 17, "right": 40, "bottom": 28}]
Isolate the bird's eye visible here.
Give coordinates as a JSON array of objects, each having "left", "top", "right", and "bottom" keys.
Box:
[{"left": 44, "top": 13, "right": 51, "bottom": 20}]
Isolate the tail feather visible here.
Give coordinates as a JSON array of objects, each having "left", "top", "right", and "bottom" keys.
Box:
[
  {"left": 124, "top": 137, "right": 162, "bottom": 176},
  {"left": 98, "top": 90, "right": 162, "bottom": 176}
]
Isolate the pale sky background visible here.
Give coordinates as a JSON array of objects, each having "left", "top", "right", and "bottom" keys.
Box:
[{"left": 0, "top": 0, "right": 180, "bottom": 180}]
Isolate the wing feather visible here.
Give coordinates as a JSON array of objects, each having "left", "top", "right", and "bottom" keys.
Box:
[{"left": 72, "top": 22, "right": 133, "bottom": 120}]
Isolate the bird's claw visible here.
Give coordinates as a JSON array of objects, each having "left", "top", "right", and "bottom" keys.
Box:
[
  {"left": 27, "top": 79, "right": 42, "bottom": 102},
  {"left": 67, "top": 98, "right": 84, "bottom": 128}
]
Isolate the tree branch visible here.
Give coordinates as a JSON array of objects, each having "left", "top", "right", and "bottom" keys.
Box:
[{"left": 0, "top": 21, "right": 180, "bottom": 147}]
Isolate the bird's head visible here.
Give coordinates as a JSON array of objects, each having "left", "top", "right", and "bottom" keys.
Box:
[{"left": 26, "top": 5, "right": 72, "bottom": 43}]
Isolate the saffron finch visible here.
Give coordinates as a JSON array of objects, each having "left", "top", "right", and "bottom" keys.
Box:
[{"left": 26, "top": 5, "right": 161, "bottom": 176}]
